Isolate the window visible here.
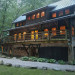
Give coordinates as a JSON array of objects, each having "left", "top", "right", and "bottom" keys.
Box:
[
  {"left": 31, "top": 31, "right": 34, "bottom": 40},
  {"left": 23, "top": 32, "right": 26, "bottom": 39},
  {"left": 41, "top": 11, "right": 45, "bottom": 17},
  {"left": 35, "top": 30, "right": 38, "bottom": 39},
  {"left": 52, "top": 28, "right": 56, "bottom": 36},
  {"left": 23, "top": 22, "right": 25, "bottom": 25},
  {"left": 14, "top": 34, "right": 17, "bottom": 41},
  {"left": 36, "top": 13, "right": 40, "bottom": 18},
  {"left": 16, "top": 23, "right": 19, "bottom": 27},
  {"left": 65, "top": 9, "right": 70, "bottom": 14},
  {"left": 60, "top": 26, "right": 66, "bottom": 35},
  {"left": 27, "top": 17, "right": 30, "bottom": 20},
  {"left": 72, "top": 27, "right": 74, "bottom": 36},
  {"left": 59, "top": 11, "right": 63, "bottom": 16},
  {"left": 18, "top": 33, "right": 21, "bottom": 40},
  {"left": 20, "top": 22, "right": 22, "bottom": 26},
  {"left": 52, "top": 13, "right": 56, "bottom": 18},
  {"left": 32, "top": 14, "right": 35, "bottom": 19},
  {"left": 44, "top": 29, "right": 48, "bottom": 37}
]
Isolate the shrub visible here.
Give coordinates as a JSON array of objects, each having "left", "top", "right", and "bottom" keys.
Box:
[
  {"left": 0, "top": 60, "right": 4, "bottom": 65},
  {"left": 29, "top": 57, "right": 38, "bottom": 61},
  {"left": 21, "top": 56, "right": 29, "bottom": 61},
  {"left": 73, "top": 60, "right": 75, "bottom": 65},
  {"left": 48, "top": 59, "right": 56, "bottom": 63},
  {"left": 58, "top": 60, "right": 65, "bottom": 65},
  {"left": 37, "top": 58, "right": 47, "bottom": 62}
]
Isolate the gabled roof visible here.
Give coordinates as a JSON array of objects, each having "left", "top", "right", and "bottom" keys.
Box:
[
  {"left": 48, "top": 0, "right": 75, "bottom": 11},
  {"left": 12, "top": 15, "right": 26, "bottom": 23}
]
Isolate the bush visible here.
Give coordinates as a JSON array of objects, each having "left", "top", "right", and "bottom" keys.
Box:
[
  {"left": 37, "top": 58, "right": 47, "bottom": 62},
  {"left": 21, "top": 56, "right": 29, "bottom": 61},
  {"left": 58, "top": 60, "right": 65, "bottom": 65},
  {"left": 48, "top": 59, "right": 56, "bottom": 63},
  {"left": 0, "top": 60, "right": 4, "bottom": 65},
  {"left": 29, "top": 57, "right": 38, "bottom": 61},
  {"left": 73, "top": 60, "right": 75, "bottom": 65}
]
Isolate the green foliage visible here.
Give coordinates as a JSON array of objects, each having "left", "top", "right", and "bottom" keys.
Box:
[
  {"left": 21, "top": 56, "right": 29, "bottom": 61},
  {"left": 0, "top": 0, "right": 60, "bottom": 38},
  {"left": 48, "top": 59, "right": 56, "bottom": 63},
  {"left": 29, "top": 57, "right": 38, "bottom": 61},
  {"left": 37, "top": 58, "right": 47, "bottom": 62},
  {"left": 58, "top": 60, "right": 65, "bottom": 65}
]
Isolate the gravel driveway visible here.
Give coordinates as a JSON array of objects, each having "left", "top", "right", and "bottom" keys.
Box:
[{"left": 0, "top": 57, "right": 75, "bottom": 71}]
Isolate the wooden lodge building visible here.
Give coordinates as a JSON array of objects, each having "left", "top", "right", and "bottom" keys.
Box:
[{"left": 1, "top": 0, "right": 75, "bottom": 61}]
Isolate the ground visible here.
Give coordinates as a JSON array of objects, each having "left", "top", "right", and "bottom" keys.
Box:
[{"left": 0, "top": 65, "right": 75, "bottom": 75}]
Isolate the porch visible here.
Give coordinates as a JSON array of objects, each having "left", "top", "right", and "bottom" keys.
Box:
[{"left": 2, "top": 30, "right": 70, "bottom": 44}]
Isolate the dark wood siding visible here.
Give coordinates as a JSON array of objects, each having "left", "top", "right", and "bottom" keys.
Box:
[{"left": 38, "top": 47, "right": 68, "bottom": 61}]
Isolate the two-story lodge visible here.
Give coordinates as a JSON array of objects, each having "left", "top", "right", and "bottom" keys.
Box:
[{"left": 1, "top": 0, "right": 75, "bottom": 61}]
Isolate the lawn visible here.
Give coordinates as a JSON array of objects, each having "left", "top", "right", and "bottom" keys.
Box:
[{"left": 0, "top": 65, "right": 75, "bottom": 75}]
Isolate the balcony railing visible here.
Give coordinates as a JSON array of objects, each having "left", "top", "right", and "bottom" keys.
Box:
[{"left": 2, "top": 30, "right": 70, "bottom": 43}]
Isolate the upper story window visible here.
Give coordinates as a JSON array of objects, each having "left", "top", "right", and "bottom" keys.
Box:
[
  {"left": 36, "top": 13, "right": 40, "bottom": 18},
  {"left": 16, "top": 23, "right": 19, "bottom": 27},
  {"left": 27, "top": 16, "right": 30, "bottom": 20},
  {"left": 41, "top": 11, "right": 45, "bottom": 17},
  {"left": 52, "top": 12, "right": 56, "bottom": 18},
  {"left": 59, "top": 11, "right": 63, "bottom": 16},
  {"left": 23, "top": 21, "right": 25, "bottom": 25},
  {"left": 20, "top": 22, "right": 22, "bottom": 26},
  {"left": 32, "top": 14, "right": 35, "bottom": 19},
  {"left": 65, "top": 9, "right": 70, "bottom": 15}
]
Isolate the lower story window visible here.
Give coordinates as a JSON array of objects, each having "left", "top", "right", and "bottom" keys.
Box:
[
  {"left": 14, "top": 34, "right": 17, "bottom": 41},
  {"left": 44, "top": 29, "right": 49, "bottom": 37},
  {"left": 72, "top": 26, "right": 74, "bottom": 36},
  {"left": 23, "top": 32, "right": 26, "bottom": 39},
  {"left": 52, "top": 28, "right": 56, "bottom": 36},
  {"left": 35, "top": 30, "right": 38, "bottom": 40},
  {"left": 31, "top": 31, "right": 34, "bottom": 40},
  {"left": 18, "top": 33, "right": 21, "bottom": 40},
  {"left": 60, "top": 26, "right": 66, "bottom": 35}
]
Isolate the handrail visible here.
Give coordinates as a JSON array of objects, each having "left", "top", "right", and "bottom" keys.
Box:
[{"left": 2, "top": 30, "right": 70, "bottom": 43}]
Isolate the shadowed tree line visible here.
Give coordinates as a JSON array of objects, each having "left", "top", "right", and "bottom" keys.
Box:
[{"left": 0, "top": 0, "right": 59, "bottom": 38}]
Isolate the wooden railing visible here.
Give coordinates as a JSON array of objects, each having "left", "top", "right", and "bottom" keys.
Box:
[{"left": 2, "top": 30, "right": 70, "bottom": 43}]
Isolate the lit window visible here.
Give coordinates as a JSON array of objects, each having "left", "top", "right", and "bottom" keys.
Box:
[
  {"left": 44, "top": 29, "right": 48, "bottom": 37},
  {"left": 52, "top": 28, "right": 56, "bottom": 36},
  {"left": 52, "top": 13, "right": 56, "bottom": 18},
  {"left": 18, "top": 33, "right": 21, "bottom": 40},
  {"left": 23, "top": 32, "right": 26, "bottom": 39},
  {"left": 59, "top": 11, "right": 63, "bottom": 16},
  {"left": 36, "top": 13, "right": 40, "bottom": 18},
  {"left": 27, "top": 17, "right": 30, "bottom": 20},
  {"left": 60, "top": 26, "right": 66, "bottom": 35},
  {"left": 31, "top": 31, "right": 34, "bottom": 40},
  {"left": 35, "top": 30, "right": 38, "bottom": 40},
  {"left": 41, "top": 11, "right": 45, "bottom": 17},
  {"left": 65, "top": 9, "right": 70, "bottom": 14},
  {"left": 20, "top": 22, "right": 22, "bottom": 26},
  {"left": 32, "top": 14, "right": 35, "bottom": 19},
  {"left": 16, "top": 23, "right": 19, "bottom": 27},
  {"left": 14, "top": 34, "right": 17, "bottom": 41},
  {"left": 23, "top": 22, "right": 25, "bottom": 25},
  {"left": 72, "top": 27, "right": 74, "bottom": 36}
]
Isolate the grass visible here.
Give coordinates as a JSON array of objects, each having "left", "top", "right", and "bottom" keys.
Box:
[{"left": 0, "top": 65, "right": 75, "bottom": 75}]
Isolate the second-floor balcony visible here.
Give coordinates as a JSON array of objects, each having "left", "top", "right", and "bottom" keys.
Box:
[{"left": 2, "top": 30, "right": 70, "bottom": 44}]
